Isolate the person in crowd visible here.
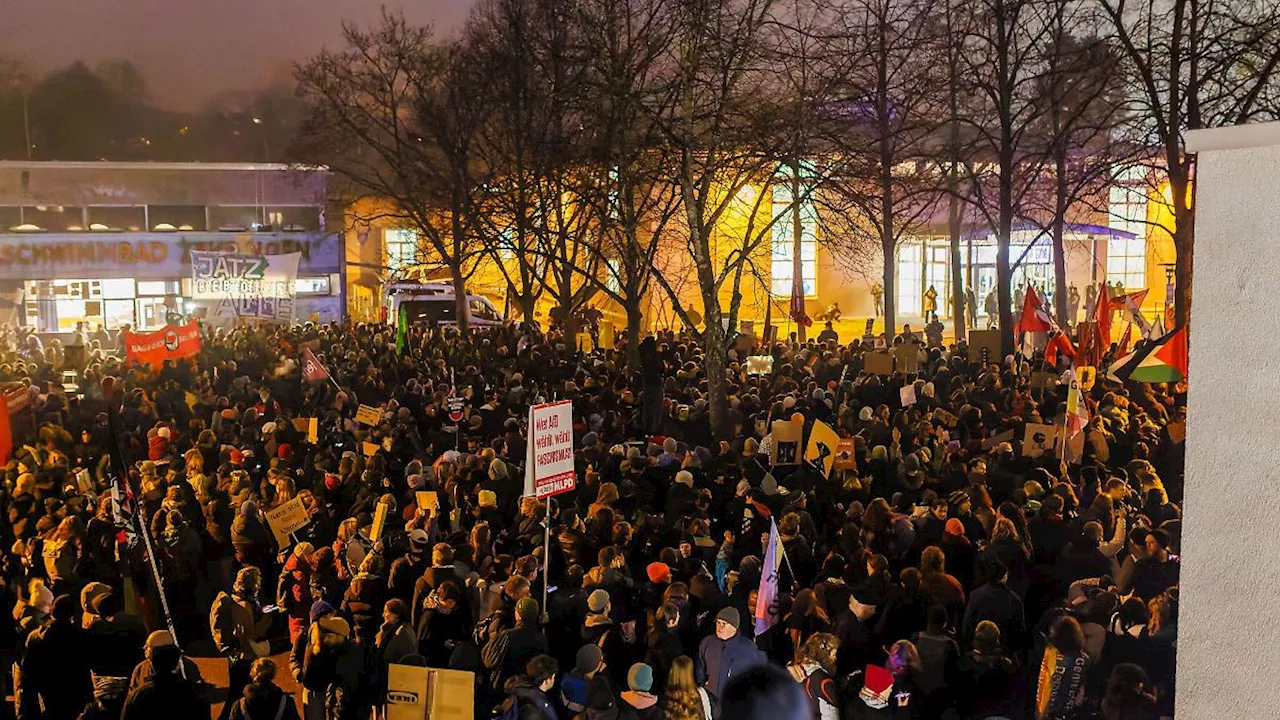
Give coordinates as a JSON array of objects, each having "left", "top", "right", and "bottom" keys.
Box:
[
  {"left": 498, "top": 655, "right": 560, "bottom": 720},
  {"left": 18, "top": 595, "right": 91, "bottom": 720},
  {"left": 659, "top": 656, "right": 713, "bottom": 720},
  {"left": 786, "top": 632, "right": 841, "bottom": 720},
  {"left": 695, "top": 607, "right": 766, "bottom": 700},
  {"left": 119, "top": 644, "right": 208, "bottom": 720},
  {"left": 228, "top": 658, "right": 302, "bottom": 720},
  {"left": 211, "top": 566, "right": 271, "bottom": 720}
]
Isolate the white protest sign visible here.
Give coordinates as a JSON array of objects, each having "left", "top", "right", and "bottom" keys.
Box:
[
  {"left": 900, "top": 385, "right": 917, "bottom": 407},
  {"left": 524, "top": 400, "right": 576, "bottom": 498}
]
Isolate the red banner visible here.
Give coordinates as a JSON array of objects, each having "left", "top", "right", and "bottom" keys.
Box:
[{"left": 124, "top": 322, "right": 202, "bottom": 368}]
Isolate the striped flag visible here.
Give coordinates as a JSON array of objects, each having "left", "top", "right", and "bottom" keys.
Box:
[
  {"left": 1066, "top": 369, "right": 1089, "bottom": 438},
  {"left": 754, "top": 518, "right": 783, "bottom": 635}
]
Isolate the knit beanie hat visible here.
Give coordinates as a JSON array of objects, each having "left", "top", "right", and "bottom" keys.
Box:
[
  {"left": 587, "top": 589, "right": 610, "bottom": 614},
  {"left": 646, "top": 562, "right": 671, "bottom": 585},
  {"left": 310, "top": 600, "right": 336, "bottom": 621},
  {"left": 576, "top": 643, "right": 604, "bottom": 674},
  {"left": 516, "top": 597, "right": 540, "bottom": 625},
  {"left": 716, "top": 607, "right": 741, "bottom": 629},
  {"left": 627, "top": 663, "right": 654, "bottom": 693}
]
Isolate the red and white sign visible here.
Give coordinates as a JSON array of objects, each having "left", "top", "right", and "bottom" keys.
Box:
[{"left": 524, "top": 400, "right": 575, "bottom": 499}]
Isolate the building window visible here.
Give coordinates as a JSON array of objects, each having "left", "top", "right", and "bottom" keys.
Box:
[
  {"left": 208, "top": 206, "right": 262, "bottom": 232},
  {"left": 87, "top": 206, "right": 146, "bottom": 232},
  {"left": 605, "top": 258, "right": 622, "bottom": 296},
  {"left": 1108, "top": 172, "right": 1147, "bottom": 289},
  {"left": 267, "top": 207, "right": 320, "bottom": 232},
  {"left": 137, "top": 280, "right": 180, "bottom": 296},
  {"left": 295, "top": 277, "right": 332, "bottom": 295},
  {"left": 897, "top": 244, "right": 923, "bottom": 315},
  {"left": 770, "top": 182, "right": 817, "bottom": 296},
  {"left": 149, "top": 205, "right": 206, "bottom": 231},
  {"left": 1107, "top": 235, "right": 1146, "bottom": 290},
  {"left": 385, "top": 229, "right": 418, "bottom": 272}
]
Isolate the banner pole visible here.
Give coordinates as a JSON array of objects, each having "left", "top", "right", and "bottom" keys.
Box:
[{"left": 542, "top": 497, "right": 553, "bottom": 620}]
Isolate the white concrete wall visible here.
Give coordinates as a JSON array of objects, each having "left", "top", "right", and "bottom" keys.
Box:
[{"left": 1181, "top": 122, "right": 1280, "bottom": 718}]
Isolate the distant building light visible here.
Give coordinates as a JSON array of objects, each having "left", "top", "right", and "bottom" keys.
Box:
[
  {"left": 11, "top": 223, "right": 42, "bottom": 232},
  {"left": 153, "top": 223, "right": 177, "bottom": 231},
  {"left": 89, "top": 223, "right": 111, "bottom": 231},
  {"left": 178, "top": 224, "right": 195, "bottom": 231}
]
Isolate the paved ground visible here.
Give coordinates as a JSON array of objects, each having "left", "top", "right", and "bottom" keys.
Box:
[{"left": 192, "top": 648, "right": 302, "bottom": 718}]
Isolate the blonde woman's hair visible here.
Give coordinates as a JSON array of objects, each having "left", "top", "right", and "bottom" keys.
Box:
[
  {"left": 662, "top": 656, "right": 703, "bottom": 720},
  {"left": 796, "top": 632, "right": 840, "bottom": 675}
]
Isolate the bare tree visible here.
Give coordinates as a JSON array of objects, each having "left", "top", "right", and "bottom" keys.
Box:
[
  {"left": 959, "top": 0, "right": 1059, "bottom": 352},
  {"left": 1028, "top": 18, "right": 1125, "bottom": 325},
  {"left": 294, "top": 12, "right": 485, "bottom": 332},
  {"left": 647, "top": 0, "right": 808, "bottom": 437},
  {"left": 1098, "top": 0, "right": 1280, "bottom": 328},
  {"left": 821, "top": 0, "right": 942, "bottom": 339}
]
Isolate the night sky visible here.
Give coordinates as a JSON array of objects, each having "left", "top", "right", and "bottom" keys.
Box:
[{"left": 0, "top": 0, "right": 473, "bottom": 109}]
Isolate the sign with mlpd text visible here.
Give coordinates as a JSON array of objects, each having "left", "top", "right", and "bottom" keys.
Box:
[{"left": 524, "top": 400, "right": 575, "bottom": 498}]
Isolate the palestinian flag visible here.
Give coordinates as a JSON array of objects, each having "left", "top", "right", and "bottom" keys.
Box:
[{"left": 1107, "top": 326, "right": 1188, "bottom": 383}]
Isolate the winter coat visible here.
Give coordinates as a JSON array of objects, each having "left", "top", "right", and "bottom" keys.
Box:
[
  {"left": 228, "top": 680, "right": 302, "bottom": 720},
  {"left": 120, "top": 673, "right": 208, "bottom": 720},
  {"left": 695, "top": 632, "right": 766, "bottom": 699},
  {"left": 277, "top": 554, "right": 315, "bottom": 626},
  {"left": 19, "top": 620, "right": 92, "bottom": 720},
  {"left": 86, "top": 613, "right": 148, "bottom": 678},
  {"left": 210, "top": 591, "right": 268, "bottom": 660},
  {"left": 376, "top": 620, "right": 417, "bottom": 666},
  {"left": 961, "top": 583, "right": 1027, "bottom": 650},
  {"left": 416, "top": 590, "right": 469, "bottom": 668},
  {"left": 502, "top": 680, "right": 559, "bottom": 720}
]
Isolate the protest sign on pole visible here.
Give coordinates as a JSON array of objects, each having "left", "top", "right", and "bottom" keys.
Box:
[
  {"left": 1023, "top": 423, "right": 1059, "bottom": 458},
  {"left": 524, "top": 400, "right": 576, "bottom": 499},
  {"left": 804, "top": 421, "right": 841, "bottom": 477},
  {"left": 265, "top": 497, "right": 310, "bottom": 548},
  {"left": 770, "top": 419, "right": 802, "bottom": 466},
  {"left": 900, "top": 385, "right": 917, "bottom": 407},
  {"left": 371, "top": 501, "right": 389, "bottom": 543}
]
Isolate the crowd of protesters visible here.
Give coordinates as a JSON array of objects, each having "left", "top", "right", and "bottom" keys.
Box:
[{"left": 0, "top": 316, "right": 1182, "bottom": 720}]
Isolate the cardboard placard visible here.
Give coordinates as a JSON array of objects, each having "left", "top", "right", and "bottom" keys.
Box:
[
  {"left": 805, "top": 420, "right": 841, "bottom": 478},
  {"left": 426, "top": 668, "right": 475, "bottom": 720},
  {"left": 967, "top": 329, "right": 1002, "bottom": 364},
  {"left": 76, "top": 468, "right": 93, "bottom": 495},
  {"left": 864, "top": 352, "right": 894, "bottom": 376},
  {"left": 416, "top": 491, "right": 440, "bottom": 512},
  {"left": 982, "top": 428, "right": 1016, "bottom": 450},
  {"left": 1022, "top": 423, "right": 1059, "bottom": 458},
  {"left": 900, "top": 385, "right": 917, "bottom": 407},
  {"left": 746, "top": 355, "right": 774, "bottom": 375},
  {"left": 895, "top": 344, "right": 920, "bottom": 373},
  {"left": 265, "top": 497, "right": 310, "bottom": 548},
  {"left": 371, "top": 500, "right": 389, "bottom": 543},
  {"left": 734, "top": 333, "right": 757, "bottom": 355},
  {"left": 292, "top": 417, "right": 310, "bottom": 434},
  {"left": 1077, "top": 366, "right": 1097, "bottom": 391},
  {"left": 863, "top": 318, "right": 875, "bottom": 338},
  {"left": 355, "top": 404, "right": 381, "bottom": 426},
  {"left": 832, "top": 438, "right": 857, "bottom": 472},
  {"left": 598, "top": 321, "right": 615, "bottom": 350},
  {"left": 385, "top": 663, "right": 430, "bottom": 720},
  {"left": 770, "top": 419, "right": 802, "bottom": 466},
  {"left": 362, "top": 441, "right": 380, "bottom": 457}
]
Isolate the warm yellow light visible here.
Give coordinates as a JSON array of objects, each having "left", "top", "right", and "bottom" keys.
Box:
[{"left": 736, "top": 185, "right": 756, "bottom": 205}]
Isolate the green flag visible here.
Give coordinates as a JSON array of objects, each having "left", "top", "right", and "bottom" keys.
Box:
[{"left": 396, "top": 305, "right": 409, "bottom": 356}]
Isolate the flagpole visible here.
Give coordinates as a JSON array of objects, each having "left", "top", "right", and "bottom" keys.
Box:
[{"left": 107, "top": 397, "right": 180, "bottom": 647}]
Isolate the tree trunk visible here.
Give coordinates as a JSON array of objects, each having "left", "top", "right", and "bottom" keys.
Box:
[
  {"left": 997, "top": 173, "right": 1015, "bottom": 356},
  {"left": 1172, "top": 184, "right": 1194, "bottom": 329},
  {"left": 791, "top": 161, "right": 807, "bottom": 342},
  {"left": 1052, "top": 151, "right": 1070, "bottom": 326},
  {"left": 625, "top": 303, "right": 643, "bottom": 371},
  {"left": 702, "top": 304, "right": 732, "bottom": 439},
  {"left": 948, "top": 185, "right": 966, "bottom": 342},
  {"left": 451, "top": 264, "right": 470, "bottom": 335}
]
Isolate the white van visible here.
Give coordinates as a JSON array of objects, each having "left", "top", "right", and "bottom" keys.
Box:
[{"left": 386, "top": 283, "right": 504, "bottom": 328}]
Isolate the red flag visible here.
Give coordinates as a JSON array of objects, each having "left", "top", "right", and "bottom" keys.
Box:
[
  {"left": 0, "top": 395, "right": 11, "bottom": 467},
  {"left": 1015, "top": 286, "right": 1052, "bottom": 334},
  {"left": 301, "top": 348, "right": 332, "bottom": 383},
  {"left": 1116, "top": 324, "right": 1133, "bottom": 357},
  {"left": 789, "top": 274, "right": 811, "bottom": 327},
  {"left": 1092, "top": 286, "right": 1112, "bottom": 355},
  {"left": 1045, "top": 332, "right": 1076, "bottom": 367}
]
